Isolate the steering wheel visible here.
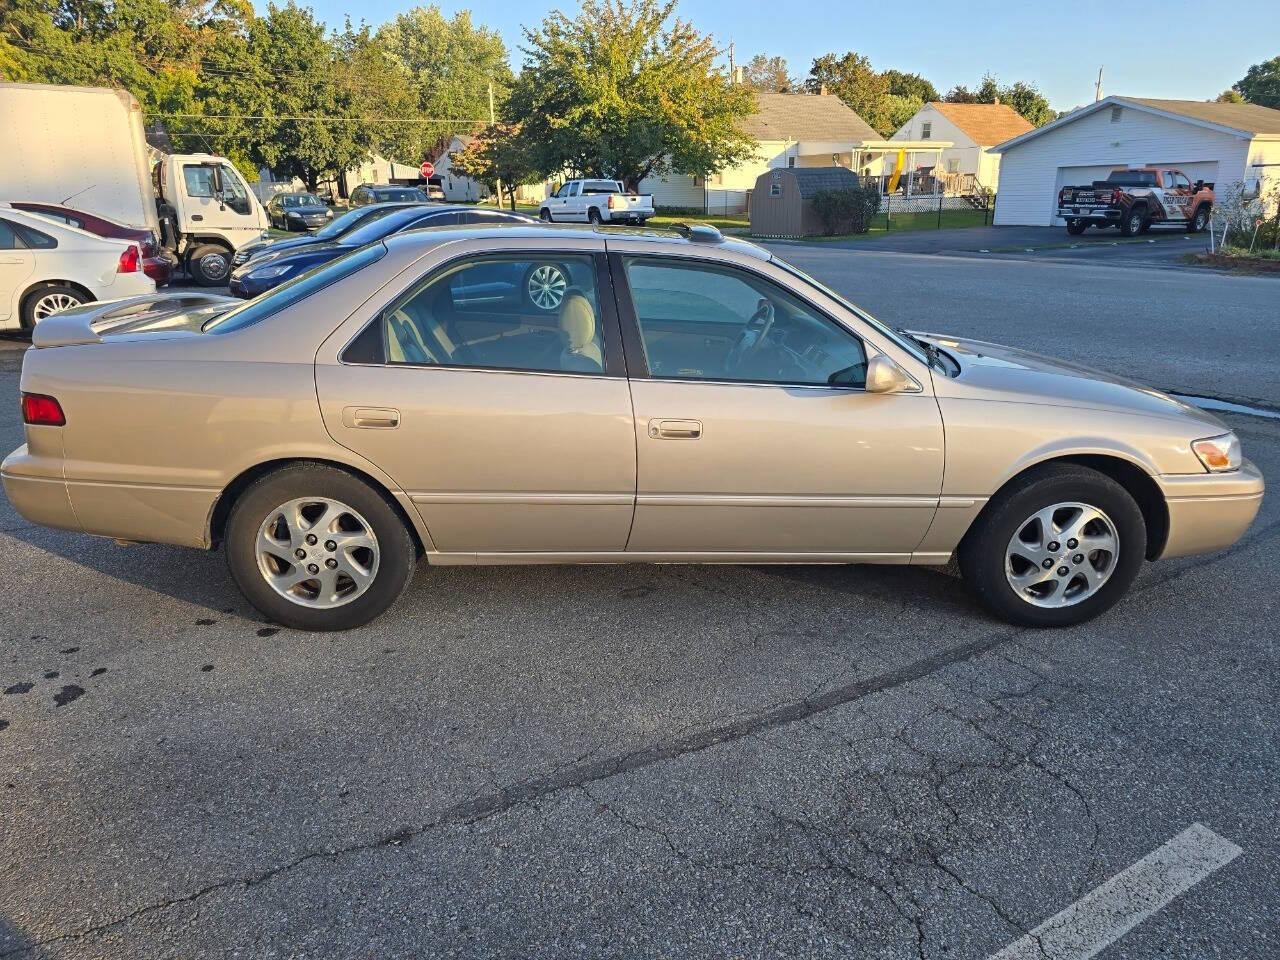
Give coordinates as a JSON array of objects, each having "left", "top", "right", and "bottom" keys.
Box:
[{"left": 725, "top": 299, "right": 776, "bottom": 372}]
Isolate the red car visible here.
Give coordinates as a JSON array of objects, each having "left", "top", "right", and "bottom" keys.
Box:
[{"left": 9, "top": 202, "right": 173, "bottom": 285}]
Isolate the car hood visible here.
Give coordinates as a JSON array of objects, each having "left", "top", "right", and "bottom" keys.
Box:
[
  {"left": 284, "top": 205, "right": 330, "bottom": 215},
  {"left": 918, "top": 332, "right": 1228, "bottom": 432},
  {"left": 236, "top": 241, "right": 344, "bottom": 272}
]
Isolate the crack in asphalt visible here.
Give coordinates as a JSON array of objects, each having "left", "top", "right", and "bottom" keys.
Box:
[{"left": 0, "top": 625, "right": 1021, "bottom": 957}]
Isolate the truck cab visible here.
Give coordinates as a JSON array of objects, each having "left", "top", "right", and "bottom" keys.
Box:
[{"left": 155, "top": 155, "right": 270, "bottom": 285}]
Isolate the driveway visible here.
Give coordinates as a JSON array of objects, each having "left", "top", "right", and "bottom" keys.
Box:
[
  {"left": 0, "top": 256, "right": 1276, "bottom": 958},
  {"left": 778, "top": 224, "right": 1212, "bottom": 266}
]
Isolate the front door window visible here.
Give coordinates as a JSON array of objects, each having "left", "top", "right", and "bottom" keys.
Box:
[{"left": 621, "top": 257, "right": 867, "bottom": 387}]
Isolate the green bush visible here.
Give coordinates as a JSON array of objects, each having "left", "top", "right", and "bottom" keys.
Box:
[{"left": 808, "top": 184, "right": 882, "bottom": 236}]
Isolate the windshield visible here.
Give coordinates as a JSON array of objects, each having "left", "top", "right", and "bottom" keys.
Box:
[
  {"left": 338, "top": 209, "right": 427, "bottom": 247},
  {"left": 282, "top": 194, "right": 323, "bottom": 207},
  {"left": 314, "top": 205, "right": 396, "bottom": 240},
  {"left": 770, "top": 258, "right": 930, "bottom": 366},
  {"left": 204, "top": 244, "right": 387, "bottom": 334}
]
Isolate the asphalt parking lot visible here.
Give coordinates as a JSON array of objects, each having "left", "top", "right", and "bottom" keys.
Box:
[{"left": 0, "top": 250, "right": 1276, "bottom": 958}]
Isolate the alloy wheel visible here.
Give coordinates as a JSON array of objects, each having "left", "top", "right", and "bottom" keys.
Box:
[
  {"left": 1004, "top": 501, "right": 1119, "bottom": 608},
  {"left": 255, "top": 497, "right": 380, "bottom": 609},
  {"left": 32, "top": 292, "right": 83, "bottom": 321},
  {"left": 527, "top": 264, "right": 567, "bottom": 311}
]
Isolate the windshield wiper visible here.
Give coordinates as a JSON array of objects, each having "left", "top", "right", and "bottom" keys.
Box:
[{"left": 897, "top": 328, "right": 946, "bottom": 372}]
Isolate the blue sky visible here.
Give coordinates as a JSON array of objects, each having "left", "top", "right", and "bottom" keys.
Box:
[{"left": 303, "top": 0, "right": 1278, "bottom": 111}]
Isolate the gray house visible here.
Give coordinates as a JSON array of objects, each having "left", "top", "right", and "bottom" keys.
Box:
[{"left": 749, "top": 166, "right": 862, "bottom": 238}]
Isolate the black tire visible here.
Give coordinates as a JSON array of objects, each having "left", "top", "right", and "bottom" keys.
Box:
[
  {"left": 187, "top": 243, "right": 232, "bottom": 286},
  {"left": 1187, "top": 204, "right": 1210, "bottom": 233},
  {"left": 225, "top": 463, "right": 417, "bottom": 631},
  {"left": 588, "top": 207, "right": 602, "bottom": 224},
  {"left": 1066, "top": 219, "right": 1087, "bottom": 235},
  {"left": 957, "top": 464, "right": 1146, "bottom": 628},
  {"left": 539, "top": 208, "right": 553, "bottom": 222},
  {"left": 20, "top": 284, "right": 90, "bottom": 329},
  {"left": 1119, "top": 206, "right": 1146, "bottom": 237}
]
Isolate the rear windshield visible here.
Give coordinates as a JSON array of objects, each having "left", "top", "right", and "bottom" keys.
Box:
[
  {"left": 1103, "top": 171, "right": 1157, "bottom": 186},
  {"left": 203, "top": 244, "right": 386, "bottom": 334},
  {"left": 582, "top": 181, "right": 621, "bottom": 194},
  {"left": 375, "top": 188, "right": 424, "bottom": 201}
]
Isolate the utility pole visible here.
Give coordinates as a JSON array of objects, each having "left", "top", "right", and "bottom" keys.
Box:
[
  {"left": 728, "top": 41, "right": 735, "bottom": 83},
  {"left": 1095, "top": 66, "right": 1104, "bottom": 102},
  {"left": 488, "top": 80, "right": 506, "bottom": 209}
]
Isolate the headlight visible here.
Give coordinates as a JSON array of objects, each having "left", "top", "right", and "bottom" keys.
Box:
[
  {"left": 248, "top": 264, "right": 293, "bottom": 280},
  {"left": 1192, "top": 433, "right": 1241, "bottom": 472}
]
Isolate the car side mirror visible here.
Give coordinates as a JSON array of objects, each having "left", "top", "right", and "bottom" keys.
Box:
[
  {"left": 1194, "top": 179, "right": 1204, "bottom": 191},
  {"left": 864, "top": 355, "right": 915, "bottom": 394}
]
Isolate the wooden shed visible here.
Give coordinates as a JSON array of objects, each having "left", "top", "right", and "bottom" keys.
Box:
[{"left": 749, "top": 166, "right": 863, "bottom": 238}]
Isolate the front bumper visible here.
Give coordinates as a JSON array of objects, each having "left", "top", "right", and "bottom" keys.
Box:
[
  {"left": 1156, "top": 458, "right": 1264, "bottom": 559},
  {"left": 228, "top": 273, "right": 278, "bottom": 298}
]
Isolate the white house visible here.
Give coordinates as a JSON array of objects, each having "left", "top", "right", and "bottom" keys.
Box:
[
  {"left": 639, "top": 92, "right": 880, "bottom": 214},
  {"left": 430, "top": 135, "right": 491, "bottom": 203},
  {"left": 890, "top": 101, "right": 1032, "bottom": 191},
  {"left": 991, "top": 96, "right": 1280, "bottom": 226}
]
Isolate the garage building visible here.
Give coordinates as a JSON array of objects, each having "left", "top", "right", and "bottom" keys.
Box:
[{"left": 991, "top": 96, "right": 1280, "bottom": 226}]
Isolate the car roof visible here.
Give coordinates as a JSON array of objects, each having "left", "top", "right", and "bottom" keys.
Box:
[
  {"left": 381, "top": 222, "right": 769, "bottom": 260},
  {"left": 0, "top": 205, "right": 132, "bottom": 247}
]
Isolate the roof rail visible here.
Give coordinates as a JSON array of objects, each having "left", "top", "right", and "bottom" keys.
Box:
[{"left": 667, "top": 222, "right": 723, "bottom": 243}]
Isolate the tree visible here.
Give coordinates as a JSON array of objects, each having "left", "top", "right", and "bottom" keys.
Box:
[
  {"left": 450, "top": 124, "right": 540, "bottom": 209},
  {"left": 742, "top": 54, "right": 794, "bottom": 93},
  {"left": 806, "top": 52, "right": 889, "bottom": 128},
  {"left": 506, "top": 0, "right": 757, "bottom": 191},
  {"left": 1215, "top": 88, "right": 1245, "bottom": 103},
  {"left": 377, "top": 5, "right": 512, "bottom": 160},
  {"left": 331, "top": 19, "right": 420, "bottom": 167},
  {"left": 946, "top": 74, "right": 1054, "bottom": 126},
  {"left": 881, "top": 68, "right": 938, "bottom": 103},
  {"left": 1234, "top": 55, "right": 1280, "bottom": 108}
]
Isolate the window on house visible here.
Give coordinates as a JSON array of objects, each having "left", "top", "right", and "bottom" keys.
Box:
[
  {"left": 922, "top": 121, "right": 932, "bottom": 139},
  {"left": 946, "top": 159, "right": 960, "bottom": 174},
  {"left": 769, "top": 182, "right": 781, "bottom": 197},
  {"left": 1111, "top": 106, "right": 1123, "bottom": 123},
  {"left": 787, "top": 156, "right": 795, "bottom": 168}
]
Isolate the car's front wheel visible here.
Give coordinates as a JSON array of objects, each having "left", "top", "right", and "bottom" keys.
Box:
[
  {"left": 958, "top": 465, "right": 1146, "bottom": 627},
  {"left": 1188, "top": 205, "right": 1210, "bottom": 233},
  {"left": 225, "top": 464, "right": 417, "bottom": 631},
  {"left": 188, "top": 244, "right": 232, "bottom": 286}
]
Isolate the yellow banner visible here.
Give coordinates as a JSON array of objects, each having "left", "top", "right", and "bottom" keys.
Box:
[{"left": 887, "top": 149, "right": 906, "bottom": 193}]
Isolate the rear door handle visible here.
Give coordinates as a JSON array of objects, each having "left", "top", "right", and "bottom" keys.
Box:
[
  {"left": 342, "top": 406, "right": 400, "bottom": 429},
  {"left": 647, "top": 418, "right": 702, "bottom": 440}
]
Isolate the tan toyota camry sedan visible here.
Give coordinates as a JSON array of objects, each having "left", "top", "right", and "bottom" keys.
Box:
[{"left": 2, "top": 223, "right": 1264, "bottom": 631}]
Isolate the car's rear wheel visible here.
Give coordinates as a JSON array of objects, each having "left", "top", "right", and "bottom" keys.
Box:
[
  {"left": 539, "top": 208, "right": 553, "bottom": 222},
  {"left": 958, "top": 465, "right": 1146, "bottom": 628},
  {"left": 1120, "top": 207, "right": 1146, "bottom": 237},
  {"left": 1066, "top": 219, "right": 1087, "bottom": 235},
  {"left": 188, "top": 244, "right": 232, "bottom": 286},
  {"left": 20, "top": 284, "right": 90, "bottom": 328},
  {"left": 225, "top": 464, "right": 416, "bottom": 631},
  {"left": 588, "top": 207, "right": 603, "bottom": 224}
]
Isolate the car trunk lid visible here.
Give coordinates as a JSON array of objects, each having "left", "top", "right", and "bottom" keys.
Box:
[{"left": 31, "top": 293, "right": 238, "bottom": 348}]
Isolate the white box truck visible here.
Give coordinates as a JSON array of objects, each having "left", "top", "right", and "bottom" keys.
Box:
[{"left": 0, "top": 82, "right": 270, "bottom": 285}]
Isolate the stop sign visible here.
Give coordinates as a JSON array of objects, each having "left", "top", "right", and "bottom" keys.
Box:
[{"left": 419, "top": 161, "right": 434, "bottom": 179}]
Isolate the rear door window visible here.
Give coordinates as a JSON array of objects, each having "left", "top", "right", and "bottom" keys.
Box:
[{"left": 0, "top": 219, "right": 23, "bottom": 249}]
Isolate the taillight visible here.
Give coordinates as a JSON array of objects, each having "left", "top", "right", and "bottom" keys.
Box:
[
  {"left": 1058, "top": 188, "right": 1066, "bottom": 204},
  {"left": 117, "top": 244, "right": 141, "bottom": 273},
  {"left": 21, "top": 393, "right": 65, "bottom": 426},
  {"left": 608, "top": 194, "right": 621, "bottom": 209},
  {"left": 1111, "top": 189, "right": 1123, "bottom": 204}
]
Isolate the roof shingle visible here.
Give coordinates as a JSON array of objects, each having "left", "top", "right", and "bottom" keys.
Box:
[
  {"left": 1118, "top": 97, "right": 1280, "bottom": 136},
  {"left": 927, "top": 102, "right": 1034, "bottom": 146},
  {"left": 741, "top": 93, "right": 879, "bottom": 143}
]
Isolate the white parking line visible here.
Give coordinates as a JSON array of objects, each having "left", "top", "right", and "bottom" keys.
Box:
[{"left": 987, "top": 823, "right": 1242, "bottom": 960}]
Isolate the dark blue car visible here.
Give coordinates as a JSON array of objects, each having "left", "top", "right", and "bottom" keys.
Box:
[
  {"left": 229, "top": 205, "right": 536, "bottom": 298},
  {"left": 231, "top": 202, "right": 423, "bottom": 271}
]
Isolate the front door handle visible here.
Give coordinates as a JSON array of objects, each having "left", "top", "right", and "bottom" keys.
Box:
[
  {"left": 342, "top": 406, "right": 400, "bottom": 429},
  {"left": 190, "top": 214, "right": 203, "bottom": 221},
  {"left": 648, "top": 418, "right": 702, "bottom": 440},
  {"left": 0, "top": 257, "right": 22, "bottom": 264}
]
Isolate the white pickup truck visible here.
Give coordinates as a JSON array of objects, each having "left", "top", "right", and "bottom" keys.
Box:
[{"left": 538, "top": 179, "right": 654, "bottom": 225}]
